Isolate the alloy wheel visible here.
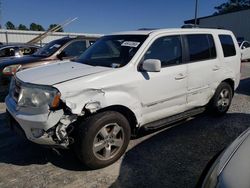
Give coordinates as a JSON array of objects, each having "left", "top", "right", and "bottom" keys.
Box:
[
  {"left": 93, "top": 123, "right": 125, "bottom": 161},
  {"left": 217, "top": 88, "right": 230, "bottom": 112}
]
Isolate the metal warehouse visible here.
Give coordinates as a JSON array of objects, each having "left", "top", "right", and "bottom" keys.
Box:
[
  {"left": 184, "top": 8, "right": 250, "bottom": 41},
  {"left": 0, "top": 29, "right": 102, "bottom": 45}
]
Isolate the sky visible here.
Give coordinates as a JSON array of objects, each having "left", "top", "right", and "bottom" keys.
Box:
[{"left": 1, "top": 0, "right": 226, "bottom": 34}]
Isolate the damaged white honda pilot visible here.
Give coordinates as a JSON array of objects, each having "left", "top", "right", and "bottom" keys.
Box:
[{"left": 5, "top": 28, "right": 241, "bottom": 169}]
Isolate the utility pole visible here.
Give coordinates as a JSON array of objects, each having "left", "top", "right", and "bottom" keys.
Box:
[
  {"left": 194, "top": 0, "right": 199, "bottom": 27},
  {"left": 0, "top": 0, "right": 2, "bottom": 29}
]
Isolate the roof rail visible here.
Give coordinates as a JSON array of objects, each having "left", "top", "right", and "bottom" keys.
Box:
[
  {"left": 181, "top": 24, "right": 198, "bottom": 28},
  {"left": 137, "top": 28, "right": 159, "bottom": 31},
  {"left": 76, "top": 35, "right": 100, "bottom": 39},
  {"left": 181, "top": 24, "right": 225, "bottom": 29}
]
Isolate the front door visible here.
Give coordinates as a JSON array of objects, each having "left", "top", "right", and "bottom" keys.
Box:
[{"left": 136, "top": 35, "right": 188, "bottom": 124}]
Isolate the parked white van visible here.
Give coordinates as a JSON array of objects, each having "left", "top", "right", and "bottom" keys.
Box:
[{"left": 5, "top": 28, "right": 241, "bottom": 169}]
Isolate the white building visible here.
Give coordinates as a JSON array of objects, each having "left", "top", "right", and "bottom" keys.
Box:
[
  {"left": 0, "top": 29, "right": 102, "bottom": 45},
  {"left": 184, "top": 8, "right": 250, "bottom": 41}
]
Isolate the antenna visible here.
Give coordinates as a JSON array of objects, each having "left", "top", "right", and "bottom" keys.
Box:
[{"left": 27, "top": 17, "right": 78, "bottom": 44}]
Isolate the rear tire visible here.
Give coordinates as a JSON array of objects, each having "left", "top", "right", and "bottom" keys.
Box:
[
  {"left": 74, "top": 111, "right": 131, "bottom": 169},
  {"left": 207, "top": 82, "right": 233, "bottom": 116}
]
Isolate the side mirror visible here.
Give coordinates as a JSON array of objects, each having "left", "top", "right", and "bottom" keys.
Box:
[
  {"left": 142, "top": 59, "right": 161, "bottom": 72},
  {"left": 57, "top": 51, "right": 66, "bottom": 60}
]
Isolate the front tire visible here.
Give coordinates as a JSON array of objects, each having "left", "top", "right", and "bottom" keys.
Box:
[
  {"left": 208, "top": 82, "right": 233, "bottom": 116},
  {"left": 74, "top": 111, "right": 131, "bottom": 169}
]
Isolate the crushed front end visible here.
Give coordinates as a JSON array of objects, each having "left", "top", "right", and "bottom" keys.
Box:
[{"left": 5, "top": 77, "right": 78, "bottom": 148}]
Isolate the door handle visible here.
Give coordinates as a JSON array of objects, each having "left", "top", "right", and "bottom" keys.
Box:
[
  {"left": 175, "top": 73, "right": 186, "bottom": 80},
  {"left": 212, "top": 65, "right": 220, "bottom": 71}
]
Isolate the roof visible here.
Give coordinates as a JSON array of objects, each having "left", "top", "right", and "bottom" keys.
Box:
[
  {"left": 112, "top": 30, "right": 154, "bottom": 35},
  {"left": 111, "top": 28, "right": 231, "bottom": 36},
  {"left": 184, "top": 7, "right": 250, "bottom": 24}
]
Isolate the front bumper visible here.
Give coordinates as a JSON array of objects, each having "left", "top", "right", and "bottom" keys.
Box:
[{"left": 5, "top": 95, "right": 64, "bottom": 146}]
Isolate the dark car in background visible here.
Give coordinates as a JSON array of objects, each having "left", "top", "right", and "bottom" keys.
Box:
[
  {"left": 0, "top": 36, "right": 99, "bottom": 99},
  {"left": 0, "top": 44, "right": 40, "bottom": 59},
  {"left": 200, "top": 127, "right": 250, "bottom": 188}
]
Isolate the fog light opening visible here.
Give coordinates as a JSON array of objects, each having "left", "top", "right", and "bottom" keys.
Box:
[{"left": 31, "top": 128, "right": 45, "bottom": 138}]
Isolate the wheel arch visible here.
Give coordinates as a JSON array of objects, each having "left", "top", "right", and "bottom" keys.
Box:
[
  {"left": 97, "top": 105, "right": 139, "bottom": 135},
  {"left": 221, "top": 78, "right": 235, "bottom": 95}
]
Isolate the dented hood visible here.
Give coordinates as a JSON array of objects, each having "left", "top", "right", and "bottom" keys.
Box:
[{"left": 16, "top": 61, "right": 111, "bottom": 85}]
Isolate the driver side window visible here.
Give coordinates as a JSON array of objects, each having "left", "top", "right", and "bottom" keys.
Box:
[{"left": 144, "top": 35, "right": 182, "bottom": 67}]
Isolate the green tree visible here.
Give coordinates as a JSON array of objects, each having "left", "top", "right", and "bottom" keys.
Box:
[
  {"left": 48, "top": 24, "right": 64, "bottom": 32},
  {"left": 37, "top": 24, "right": 45, "bottom": 31},
  {"left": 18, "top": 24, "right": 29, "bottom": 31},
  {"left": 29, "top": 23, "right": 45, "bottom": 31},
  {"left": 30, "top": 23, "right": 38, "bottom": 31},
  {"left": 5, "top": 21, "right": 16, "bottom": 30},
  {"left": 214, "top": 0, "right": 250, "bottom": 14}
]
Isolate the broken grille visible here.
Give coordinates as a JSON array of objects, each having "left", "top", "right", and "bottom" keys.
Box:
[{"left": 12, "top": 78, "right": 21, "bottom": 103}]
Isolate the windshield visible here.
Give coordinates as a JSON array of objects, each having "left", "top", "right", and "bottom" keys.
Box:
[
  {"left": 33, "top": 38, "right": 69, "bottom": 57},
  {"left": 75, "top": 35, "right": 148, "bottom": 68}
]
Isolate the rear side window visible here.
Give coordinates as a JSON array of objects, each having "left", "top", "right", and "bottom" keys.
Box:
[
  {"left": 219, "top": 35, "right": 236, "bottom": 57},
  {"left": 186, "top": 34, "right": 216, "bottom": 62}
]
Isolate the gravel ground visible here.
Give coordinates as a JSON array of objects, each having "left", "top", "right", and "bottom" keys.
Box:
[{"left": 0, "top": 63, "right": 249, "bottom": 188}]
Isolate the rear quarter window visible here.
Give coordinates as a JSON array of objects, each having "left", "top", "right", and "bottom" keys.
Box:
[
  {"left": 219, "top": 35, "right": 236, "bottom": 57},
  {"left": 186, "top": 34, "right": 216, "bottom": 62}
]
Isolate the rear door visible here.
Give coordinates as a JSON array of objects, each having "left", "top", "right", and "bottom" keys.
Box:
[
  {"left": 218, "top": 34, "right": 241, "bottom": 88},
  {"left": 185, "top": 34, "right": 219, "bottom": 108}
]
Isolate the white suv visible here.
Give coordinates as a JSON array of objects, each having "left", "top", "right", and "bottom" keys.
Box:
[{"left": 5, "top": 28, "right": 241, "bottom": 169}]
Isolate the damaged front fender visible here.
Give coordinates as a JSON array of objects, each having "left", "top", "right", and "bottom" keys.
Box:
[{"left": 56, "top": 86, "right": 143, "bottom": 126}]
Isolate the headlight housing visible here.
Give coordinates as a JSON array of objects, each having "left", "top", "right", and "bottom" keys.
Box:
[
  {"left": 17, "top": 84, "right": 61, "bottom": 108},
  {"left": 3, "top": 64, "right": 22, "bottom": 75}
]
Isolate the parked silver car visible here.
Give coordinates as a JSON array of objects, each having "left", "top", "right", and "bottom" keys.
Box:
[
  {"left": 201, "top": 127, "right": 250, "bottom": 188},
  {"left": 239, "top": 40, "right": 250, "bottom": 61}
]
